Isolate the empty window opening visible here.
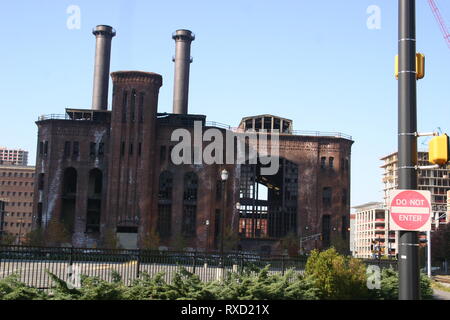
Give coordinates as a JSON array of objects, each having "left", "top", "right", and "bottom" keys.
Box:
[
  {"left": 182, "top": 172, "right": 198, "bottom": 237},
  {"left": 90, "top": 142, "right": 96, "bottom": 157},
  {"left": 122, "top": 91, "right": 128, "bottom": 122},
  {"left": 38, "top": 173, "right": 44, "bottom": 190},
  {"left": 320, "top": 157, "right": 326, "bottom": 169},
  {"left": 323, "top": 187, "right": 332, "bottom": 207},
  {"left": 64, "top": 141, "right": 71, "bottom": 158},
  {"left": 239, "top": 158, "right": 298, "bottom": 239},
  {"left": 98, "top": 142, "right": 104, "bottom": 156},
  {"left": 139, "top": 93, "right": 145, "bottom": 123},
  {"left": 130, "top": 89, "right": 136, "bottom": 122},
  {"left": 158, "top": 171, "right": 173, "bottom": 238},
  {"left": 72, "top": 142, "right": 79, "bottom": 158}
]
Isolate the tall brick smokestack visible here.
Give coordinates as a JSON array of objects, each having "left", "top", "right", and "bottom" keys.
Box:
[
  {"left": 172, "top": 29, "right": 195, "bottom": 114},
  {"left": 92, "top": 25, "right": 116, "bottom": 110}
]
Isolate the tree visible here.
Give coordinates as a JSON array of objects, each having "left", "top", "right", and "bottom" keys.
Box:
[
  {"left": 23, "top": 228, "right": 46, "bottom": 246},
  {"left": 280, "top": 232, "right": 299, "bottom": 256},
  {"left": 141, "top": 229, "right": 160, "bottom": 250},
  {"left": 0, "top": 232, "right": 16, "bottom": 245},
  {"left": 44, "top": 217, "right": 71, "bottom": 247},
  {"left": 330, "top": 232, "right": 350, "bottom": 256},
  {"left": 170, "top": 233, "right": 187, "bottom": 251},
  {"left": 431, "top": 222, "right": 450, "bottom": 265},
  {"left": 305, "top": 248, "right": 369, "bottom": 299},
  {"left": 223, "top": 226, "right": 240, "bottom": 252},
  {"left": 101, "top": 228, "right": 121, "bottom": 249}
]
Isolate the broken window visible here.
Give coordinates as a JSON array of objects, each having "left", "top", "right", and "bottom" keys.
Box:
[
  {"left": 329, "top": 157, "right": 334, "bottom": 168},
  {"left": 120, "top": 141, "right": 125, "bottom": 157},
  {"left": 39, "top": 142, "right": 44, "bottom": 157},
  {"left": 64, "top": 141, "right": 71, "bottom": 158},
  {"left": 98, "top": 142, "right": 104, "bottom": 156},
  {"left": 90, "top": 142, "right": 96, "bottom": 157},
  {"left": 320, "top": 157, "right": 326, "bottom": 169},
  {"left": 86, "top": 169, "right": 102, "bottom": 233},
  {"left": 38, "top": 173, "right": 44, "bottom": 190},
  {"left": 322, "top": 215, "right": 331, "bottom": 248},
  {"left": 323, "top": 187, "right": 332, "bottom": 207},
  {"left": 88, "top": 168, "right": 102, "bottom": 195},
  {"left": 62, "top": 167, "right": 77, "bottom": 195},
  {"left": 158, "top": 171, "right": 173, "bottom": 238},
  {"left": 61, "top": 167, "right": 77, "bottom": 234},
  {"left": 72, "top": 142, "right": 79, "bottom": 159},
  {"left": 130, "top": 89, "right": 136, "bottom": 122},
  {"left": 182, "top": 172, "right": 198, "bottom": 237},
  {"left": 139, "top": 93, "right": 145, "bottom": 123},
  {"left": 122, "top": 91, "right": 128, "bottom": 123}
]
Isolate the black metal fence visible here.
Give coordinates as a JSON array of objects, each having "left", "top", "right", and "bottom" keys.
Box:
[{"left": 0, "top": 245, "right": 397, "bottom": 290}]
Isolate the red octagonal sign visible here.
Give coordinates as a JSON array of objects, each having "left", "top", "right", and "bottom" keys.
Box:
[{"left": 389, "top": 190, "right": 432, "bottom": 231}]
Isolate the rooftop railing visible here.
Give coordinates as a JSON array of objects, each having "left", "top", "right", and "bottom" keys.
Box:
[{"left": 37, "top": 115, "right": 352, "bottom": 140}]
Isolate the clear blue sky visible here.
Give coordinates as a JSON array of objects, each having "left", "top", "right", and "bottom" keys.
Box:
[{"left": 1, "top": 0, "right": 450, "bottom": 208}]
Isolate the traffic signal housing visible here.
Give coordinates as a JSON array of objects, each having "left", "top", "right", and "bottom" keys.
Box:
[
  {"left": 428, "top": 134, "right": 449, "bottom": 165},
  {"left": 395, "top": 53, "right": 425, "bottom": 80}
]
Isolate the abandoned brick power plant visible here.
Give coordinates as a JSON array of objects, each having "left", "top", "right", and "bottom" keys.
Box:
[{"left": 32, "top": 25, "right": 353, "bottom": 253}]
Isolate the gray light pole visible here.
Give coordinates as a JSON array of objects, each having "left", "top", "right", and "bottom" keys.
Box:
[{"left": 398, "top": 0, "right": 420, "bottom": 300}]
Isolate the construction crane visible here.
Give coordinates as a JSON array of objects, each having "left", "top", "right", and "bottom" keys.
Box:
[{"left": 428, "top": 0, "right": 450, "bottom": 50}]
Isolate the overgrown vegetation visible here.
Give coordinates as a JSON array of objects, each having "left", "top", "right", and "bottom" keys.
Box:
[{"left": 0, "top": 248, "right": 435, "bottom": 300}]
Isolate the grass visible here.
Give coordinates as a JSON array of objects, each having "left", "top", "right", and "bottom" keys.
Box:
[{"left": 431, "top": 280, "right": 450, "bottom": 293}]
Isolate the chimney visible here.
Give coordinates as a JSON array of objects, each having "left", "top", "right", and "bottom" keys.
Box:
[
  {"left": 92, "top": 25, "right": 116, "bottom": 110},
  {"left": 172, "top": 29, "right": 195, "bottom": 114}
]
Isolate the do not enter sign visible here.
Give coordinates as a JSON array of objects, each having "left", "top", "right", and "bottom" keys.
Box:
[{"left": 389, "top": 190, "right": 432, "bottom": 231}]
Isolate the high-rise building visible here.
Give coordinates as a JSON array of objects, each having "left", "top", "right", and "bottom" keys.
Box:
[
  {"left": 0, "top": 147, "right": 28, "bottom": 166},
  {"left": 381, "top": 151, "right": 449, "bottom": 226},
  {"left": 0, "top": 165, "right": 35, "bottom": 244}
]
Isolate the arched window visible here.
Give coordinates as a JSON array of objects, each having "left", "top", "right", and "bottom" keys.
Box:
[
  {"left": 182, "top": 172, "right": 198, "bottom": 237},
  {"left": 158, "top": 171, "right": 173, "bottom": 238}
]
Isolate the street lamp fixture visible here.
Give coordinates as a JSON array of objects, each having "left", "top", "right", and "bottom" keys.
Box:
[{"left": 221, "top": 169, "right": 229, "bottom": 181}]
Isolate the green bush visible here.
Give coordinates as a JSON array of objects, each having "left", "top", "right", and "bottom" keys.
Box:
[
  {"left": 305, "top": 248, "right": 370, "bottom": 299},
  {"left": 374, "top": 267, "right": 433, "bottom": 300},
  {"left": 0, "top": 274, "right": 48, "bottom": 300},
  {"left": 0, "top": 250, "right": 435, "bottom": 300}
]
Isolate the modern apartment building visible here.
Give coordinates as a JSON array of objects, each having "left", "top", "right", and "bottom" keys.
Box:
[
  {"left": 0, "top": 147, "right": 28, "bottom": 166},
  {"left": 0, "top": 165, "right": 35, "bottom": 244},
  {"left": 351, "top": 202, "right": 397, "bottom": 259}
]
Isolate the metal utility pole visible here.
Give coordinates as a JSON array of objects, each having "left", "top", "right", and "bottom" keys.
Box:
[{"left": 398, "top": 0, "right": 420, "bottom": 300}]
